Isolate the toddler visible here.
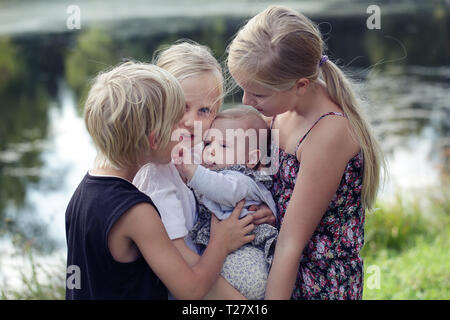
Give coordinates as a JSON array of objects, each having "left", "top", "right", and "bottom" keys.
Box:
[{"left": 175, "top": 107, "right": 278, "bottom": 300}]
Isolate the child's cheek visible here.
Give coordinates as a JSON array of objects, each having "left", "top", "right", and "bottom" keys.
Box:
[
  {"left": 204, "top": 116, "right": 215, "bottom": 131},
  {"left": 199, "top": 118, "right": 215, "bottom": 141}
]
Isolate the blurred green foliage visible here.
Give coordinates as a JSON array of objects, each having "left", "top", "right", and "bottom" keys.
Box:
[
  {"left": 0, "top": 36, "right": 56, "bottom": 252},
  {"left": 65, "top": 27, "right": 116, "bottom": 99}
]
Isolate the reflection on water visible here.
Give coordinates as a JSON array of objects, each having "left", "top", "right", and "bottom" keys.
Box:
[
  {"left": 0, "top": 1, "right": 449, "bottom": 255},
  {"left": 364, "top": 65, "right": 450, "bottom": 177}
]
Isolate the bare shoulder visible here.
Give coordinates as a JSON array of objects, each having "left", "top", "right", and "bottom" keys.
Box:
[
  {"left": 298, "top": 115, "right": 360, "bottom": 162},
  {"left": 114, "top": 202, "right": 165, "bottom": 240},
  {"left": 124, "top": 202, "right": 162, "bottom": 230}
]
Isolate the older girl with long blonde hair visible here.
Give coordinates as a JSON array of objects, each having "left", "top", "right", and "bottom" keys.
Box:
[{"left": 227, "top": 5, "right": 384, "bottom": 299}]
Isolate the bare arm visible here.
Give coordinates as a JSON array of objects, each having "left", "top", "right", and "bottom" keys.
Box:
[
  {"left": 265, "top": 118, "right": 360, "bottom": 299},
  {"left": 121, "top": 200, "right": 254, "bottom": 299},
  {"left": 172, "top": 239, "right": 246, "bottom": 300}
]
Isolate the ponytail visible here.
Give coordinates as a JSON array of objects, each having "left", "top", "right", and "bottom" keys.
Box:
[{"left": 320, "top": 60, "right": 385, "bottom": 209}]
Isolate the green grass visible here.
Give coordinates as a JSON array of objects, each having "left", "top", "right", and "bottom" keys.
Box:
[
  {"left": 363, "top": 234, "right": 449, "bottom": 299},
  {"left": 362, "top": 187, "right": 450, "bottom": 299}
]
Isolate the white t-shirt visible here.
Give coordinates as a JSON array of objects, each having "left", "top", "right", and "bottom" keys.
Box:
[{"left": 133, "top": 161, "right": 198, "bottom": 252}]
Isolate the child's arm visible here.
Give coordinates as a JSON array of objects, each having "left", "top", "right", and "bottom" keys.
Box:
[
  {"left": 187, "top": 165, "right": 264, "bottom": 208},
  {"left": 119, "top": 200, "right": 254, "bottom": 299},
  {"left": 172, "top": 239, "right": 246, "bottom": 300},
  {"left": 173, "top": 147, "right": 259, "bottom": 207},
  {"left": 265, "top": 117, "right": 360, "bottom": 299}
]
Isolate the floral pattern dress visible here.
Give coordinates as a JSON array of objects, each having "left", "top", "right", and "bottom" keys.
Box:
[{"left": 270, "top": 112, "right": 365, "bottom": 300}]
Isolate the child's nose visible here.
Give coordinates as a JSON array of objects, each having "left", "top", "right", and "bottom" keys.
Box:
[
  {"left": 180, "top": 112, "right": 195, "bottom": 129},
  {"left": 242, "top": 91, "right": 254, "bottom": 107}
]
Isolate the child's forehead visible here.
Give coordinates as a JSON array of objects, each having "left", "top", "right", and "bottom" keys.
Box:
[
  {"left": 205, "top": 117, "right": 260, "bottom": 144},
  {"left": 231, "top": 70, "right": 273, "bottom": 94},
  {"left": 181, "top": 73, "right": 222, "bottom": 107},
  {"left": 210, "top": 117, "right": 249, "bottom": 131}
]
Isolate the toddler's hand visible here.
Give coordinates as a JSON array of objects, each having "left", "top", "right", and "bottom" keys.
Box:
[
  {"left": 210, "top": 200, "right": 255, "bottom": 254},
  {"left": 248, "top": 204, "right": 276, "bottom": 226}
]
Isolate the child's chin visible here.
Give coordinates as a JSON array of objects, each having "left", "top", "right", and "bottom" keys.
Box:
[{"left": 204, "top": 163, "right": 230, "bottom": 171}]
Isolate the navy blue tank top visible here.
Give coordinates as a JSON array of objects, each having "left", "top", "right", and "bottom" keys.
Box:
[{"left": 65, "top": 173, "right": 168, "bottom": 300}]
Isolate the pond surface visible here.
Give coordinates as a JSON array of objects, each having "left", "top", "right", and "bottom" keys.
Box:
[{"left": 0, "top": 0, "right": 448, "bottom": 277}]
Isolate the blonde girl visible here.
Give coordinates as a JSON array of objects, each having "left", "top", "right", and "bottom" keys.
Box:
[
  {"left": 133, "top": 40, "right": 274, "bottom": 299},
  {"left": 227, "top": 5, "right": 384, "bottom": 299}
]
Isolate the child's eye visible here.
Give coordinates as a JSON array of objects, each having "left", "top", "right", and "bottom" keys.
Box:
[
  {"left": 254, "top": 94, "right": 266, "bottom": 98},
  {"left": 199, "top": 107, "right": 211, "bottom": 114}
]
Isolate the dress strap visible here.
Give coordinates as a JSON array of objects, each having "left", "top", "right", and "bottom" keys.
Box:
[
  {"left": 294, "top": 112, "right": 345, "bottom": 154},
  {"left": 270, "top": 115, "right": 276, "bottom": 130}
]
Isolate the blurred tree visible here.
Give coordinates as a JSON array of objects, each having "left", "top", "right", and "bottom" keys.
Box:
[
  {"left": 65, "top": 27, "right": 117, "bottom": 112},
  {"left": 0, "top": 36, "right": 57, "bottom": 252}
]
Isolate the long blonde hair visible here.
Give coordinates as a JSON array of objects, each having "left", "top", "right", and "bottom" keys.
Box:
[{"left": 227, "top": 5, "right": 384, "bottom": 209}]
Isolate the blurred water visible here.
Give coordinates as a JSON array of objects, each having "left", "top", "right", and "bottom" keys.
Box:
[
  {"left": 0, "top": 0, "right": 360, "bottom": 36},
  {"left": 0, "top": 0, "right": 449, "bottom": 291}
]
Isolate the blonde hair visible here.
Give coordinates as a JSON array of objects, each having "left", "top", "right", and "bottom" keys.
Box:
[
  {"left": 215, "top": 107, "right": 270, "bottom": 167},
  {"left": 154, "top": 40, "right": 224, "bottom": 112},
  {"left": 215, "top": 106, "right": 268, "bottom": 131},
  {"left": 84, "top": 61, "right": 185, "bottom": 170},
  {"left": 227, "top": 5, "right": 384, "bottom": 209}
]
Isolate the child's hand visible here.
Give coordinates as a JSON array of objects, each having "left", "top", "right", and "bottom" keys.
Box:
[
  {"left": 210, "top": 200, "right": 255, "bottom": 254},
  {"left": 173, "top": 142, "right": 198, "bottom": 183},
  {"left": 248, "top": 204, "right": 276, "bottom": 226}
]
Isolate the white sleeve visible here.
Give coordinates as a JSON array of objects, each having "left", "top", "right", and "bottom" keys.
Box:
[
  {"left": 133, "top": 164, "right": 189, "bottom": 240},
  {"left": 188, "top": 165, "right": 260, "bottom": 208}
]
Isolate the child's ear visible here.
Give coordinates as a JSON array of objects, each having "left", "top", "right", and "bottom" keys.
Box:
[
  {"left": 294, "top": 77, "right": 309, "bottom": 95},
  {"left": 148, "top": 131, "right": 158, "bottom": 150},
  {"left": 246, "top": 149, "right": 261, "bottom": 169}
]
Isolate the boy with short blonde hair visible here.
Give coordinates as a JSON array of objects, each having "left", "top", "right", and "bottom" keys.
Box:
[{"left": 84, "top": 61, "right": 185, "bottom": 169}]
